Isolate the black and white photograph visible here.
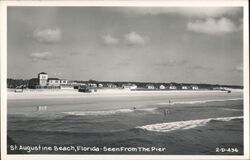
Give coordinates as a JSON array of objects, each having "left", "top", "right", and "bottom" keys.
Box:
[{"left": 1, "top": 1, "right": 249, "bottom": 160}]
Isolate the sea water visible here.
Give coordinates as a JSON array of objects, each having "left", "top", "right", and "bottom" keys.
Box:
[{"left": 7, "top": 93, "right": 244, "bottom": 155}]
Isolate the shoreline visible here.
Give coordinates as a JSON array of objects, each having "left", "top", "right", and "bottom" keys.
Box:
[{"left": 7, "top": 88, "right": 243, "bottom": 100}]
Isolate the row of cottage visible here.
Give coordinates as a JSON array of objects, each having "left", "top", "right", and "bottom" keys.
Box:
[
  {"left": 35, "top": 72, "right": 199, "bottom": 90},
  {"left": 121, "top": 84, "right": 199, "bottom": 90}
]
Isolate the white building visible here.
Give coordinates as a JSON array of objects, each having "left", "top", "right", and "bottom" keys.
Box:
[
  {"left": 130, "top": 84, "right": 137, "bottom": 90},
  {"left": 36, "top": 72, "right": 69, "bottom": 89},
  {"left": 38, "top": 72, "right": 48, "bottom": 87},
  {"left": 122, "top": 84, "right": 137, "bottom": 90},
  {"left": 88, "top": 83, "right": 97, "bottom": 88},
  {"left": 60, "top": 79, "right": 68, "bottom": 85},
  {"left": 48, "top": 78, "right": 60, "bottom": 87},
  {"left": 191, "top": 85, "right": 199, "bottom": 90},
  {"left": 159, "top": 85, "right": 166, "bottom": 90},
  {"left": 181, "top": 86, "right": 188, "bottom": 90},
  {"left": 98, "top": 83, "right": 103, "bottom": 88},
  {"left": 147, "top": 85, "right": 155, "bottom": 89},
  {"left": 107, "top": 84, "right": 117, "bottom": 88},
  {"left": 169, "top": 85, "right": 177, "bottom": 90}
]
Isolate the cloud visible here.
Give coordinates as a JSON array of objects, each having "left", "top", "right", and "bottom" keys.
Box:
[
  {"left": 187, "top": 18, "right": 239, "bottom": 35},
  {"left": 236, "top": 64, "right": 243, "bottom": 72},
  {"left": 102, "top": 34, "right": 119, "bottom": 45},
  {"left": 32, "top": 28, "right": 61, "bottom": 43},
  {"left": 124, "top": 32, "right": 147, "bottom": 45},
  {"left": 121, "top": 7, "right": 242, "bottom": 18},
  {"left": 154, "top": 60, "right": 212, "bottom": 72},
  {"left": 30, "top": 51, "right": 53, "bottom": 61}
]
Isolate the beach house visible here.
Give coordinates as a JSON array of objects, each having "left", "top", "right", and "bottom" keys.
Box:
[
  {"left": 159, "top": 85, "right": 166, "bottom": 90},
  {"left": 48, "top": 78, "right": 61, "bottom": 87},
  {"left": 169, "top": 85, "right": 177, "bottom": 90},
  {"left": 88, "top": 83, "right": 98, "bottom": 88},
  {"left": 60, "top": 79, "right": 68, "bottom": 85},
  {"left": 181, "top": 85, "right": 188, "bottom": 90},
  {"left": 191, "top": 85, "right": 199, "bottom": 90},
  {"left": 122, "top": 84, "right": 137, "bottom": 90},
  {"left": 146, "top": 84, "right": 155, "bottom": 90},
  {"left": 107, "top": 83, "right": 117, "bottom": 88}
]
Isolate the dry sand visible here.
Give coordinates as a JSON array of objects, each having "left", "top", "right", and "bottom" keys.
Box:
[{"left": 7, "top": 88, "right": 243, "bottom": 100}]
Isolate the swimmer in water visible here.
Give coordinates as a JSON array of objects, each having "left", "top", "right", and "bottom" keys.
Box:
[
  {"left": 164, "top": 109, "right": 170, "bottom": 117},
  {"left": 164, "top": 110, "right": 167, "bottom": 117}
]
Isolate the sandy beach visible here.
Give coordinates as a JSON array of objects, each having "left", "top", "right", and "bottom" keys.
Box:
[{"left": 7, "top": 89, "right": 243, "bottom": 100}]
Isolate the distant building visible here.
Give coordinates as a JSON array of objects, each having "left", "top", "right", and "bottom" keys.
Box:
[
  {"left": 88, "top": 83, "right": 97, "bottom": 88},
  {"left": 60, "top": 79, "right": 68, "bottom": 85},
  {"left": 60, "top": 79, "right": 71, "bottom": 89},
  {"left": 35, "top": 72, "right": 68, "bottom": 89},
  {"left": 122, "top": 84, "right": 137, "bottom": 90},
  {"left": 169, "top": 85, "right": 177, "bottom": 90},
  {"left": 48, "top": 78, "right": 60, "bottom": 87},
  {"left": 38, "top": 72, "right": 48, "bottom": 87},
  {"left": 213, "top": 86, "right": 224, "bottom": 90},
  {"left": 159, "top": 85, "right": 166, "bottom": 90},
  {"left": 181, "top": 85, "right": 188, "bottom": 90},
  {"left": 107, "top": 83, "right": 117, "bottom": 88},
  {"left": 191, "top": 85, "right": 199, "bottom": 90},
  {"left": 146, "top": 85, "right": 155, "bottom": 89},
  {"left": 98, "top": 83, "right": 103, "bottom": 88}
]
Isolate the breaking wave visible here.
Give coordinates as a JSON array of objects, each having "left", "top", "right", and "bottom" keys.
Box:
[
  {"left": 63, "top": 109, "right": 134, "bottom": 116},
  {"left": 220, "top": 108, "right": 243, "bottom": 112},
  {"left": 62, "top": 107, "right": 157, "bottom": 116},
  {"left": 136, "top": 116, "right": 243, "bottom": 132}
]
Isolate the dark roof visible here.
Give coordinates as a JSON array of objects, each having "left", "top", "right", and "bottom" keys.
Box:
[
  {"left": 38, "top": 72, "right": 47, "bottom": 75},
  {"left": 48, "top": 78, "right": 60, "bottom": 80}
]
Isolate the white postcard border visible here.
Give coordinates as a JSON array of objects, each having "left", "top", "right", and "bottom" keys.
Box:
[{"left": 1, "top": 1, "right": 249, "bottom": 160}]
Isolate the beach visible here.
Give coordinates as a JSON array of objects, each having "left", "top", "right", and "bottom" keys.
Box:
[
  {"left": 8, "top": 88, "right": 243, "bottom": 100},
  {"left": 7, "top": 89, "right": 244, "bottom": 154}
]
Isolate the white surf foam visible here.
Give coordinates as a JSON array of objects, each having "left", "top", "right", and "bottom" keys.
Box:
[
  {"left": 138, "top": 108, "right": 157, "bottom": 111},
  {"left": 158, "top": 98, "right": 243, "bottom": 105},
  {"left": 220, "top": 108, "right": 243, "bottom": 112},
  {"left": 137, "top": 116, "right": 243, "bottom": 132},
  {"left": 62, "top": 107, "right": 158, "bottom": 116},
  {"left": 63, "top": 109, "right": 134, "bottom": 116}
]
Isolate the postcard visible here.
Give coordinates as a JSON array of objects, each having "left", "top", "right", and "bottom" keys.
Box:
[{"left": 1, "top": 1, "right": 249, "bottom": 160}]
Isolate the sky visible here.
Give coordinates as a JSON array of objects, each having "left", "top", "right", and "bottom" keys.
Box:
[{"left": 7, "top": 7, "right": 243, "bottom": 85}]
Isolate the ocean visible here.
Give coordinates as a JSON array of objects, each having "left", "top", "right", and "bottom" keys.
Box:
[{"left": 7, "top": 92, "right": 244, "bottom": 155}]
